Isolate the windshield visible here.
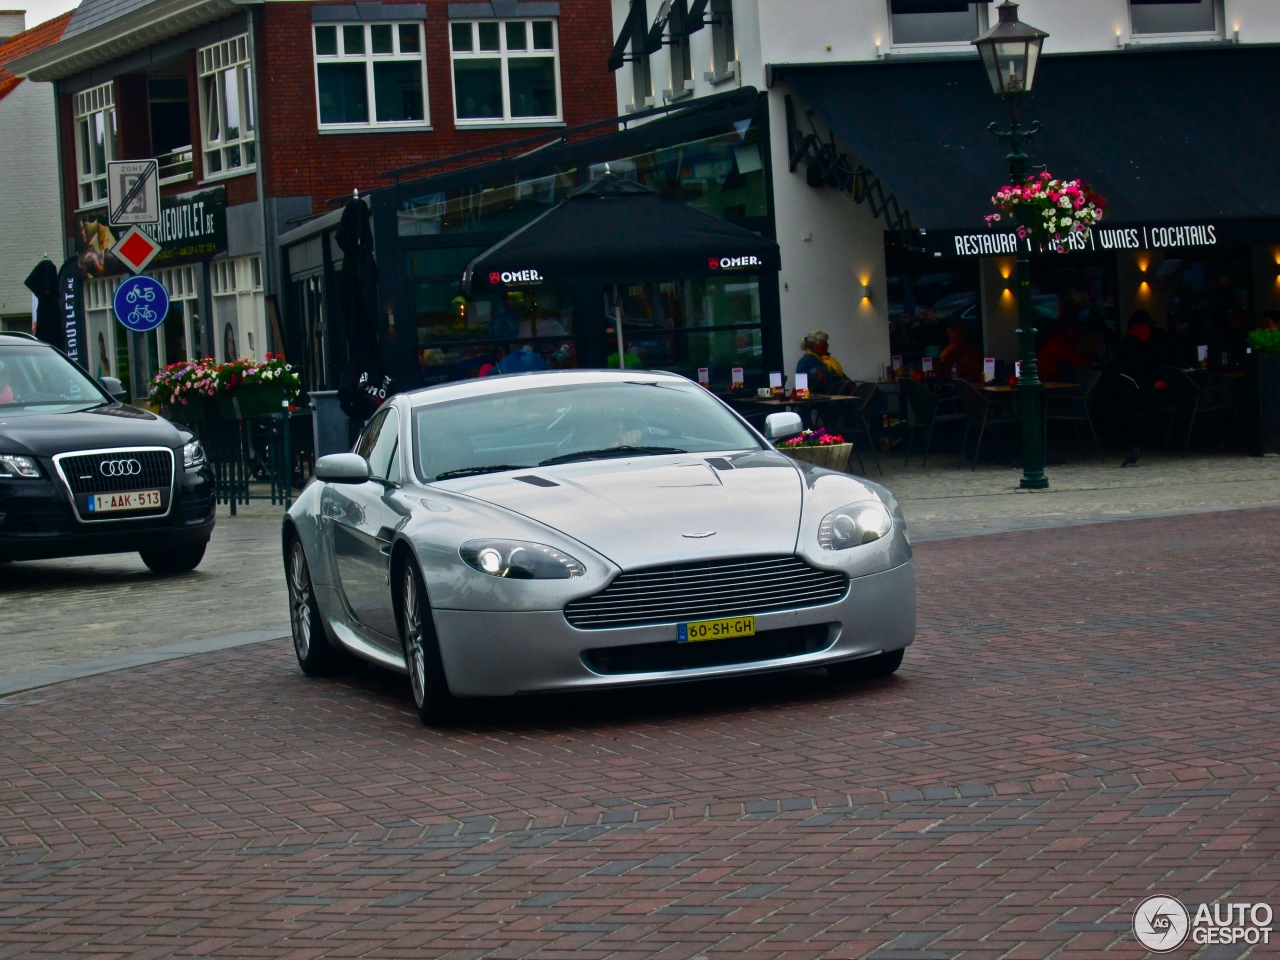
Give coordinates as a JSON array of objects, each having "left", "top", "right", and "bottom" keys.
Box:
[
  {"left": 0, "top": 344, "right": 107, "bottom": 411},
  {"left": 413, "top": 379, "right": 763, "bottom": 482}
]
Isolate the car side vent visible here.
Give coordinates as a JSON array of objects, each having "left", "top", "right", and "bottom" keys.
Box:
[
  {"left": 515, "top": 475, "right": 559, "bottom": 487},
  {"left": 705, "top": 458, "right": 734, "bottom": 470}
]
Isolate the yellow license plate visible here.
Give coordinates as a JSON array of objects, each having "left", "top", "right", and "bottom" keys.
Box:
[
  {"left": 678, "top": 615, "right": 755, "bottom": 643},
  {"left": 89, "top": 489, "right": 162, "bottom": 513}
]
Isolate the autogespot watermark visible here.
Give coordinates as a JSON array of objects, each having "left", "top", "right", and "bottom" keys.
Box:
[{"left": 1133, "top": 895, "right": 1273, "bottom": 952}]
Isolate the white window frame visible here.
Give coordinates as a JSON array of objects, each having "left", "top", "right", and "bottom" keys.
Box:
[
  {"left": 149, "top": 265, "right": 201, "bottom": 371},
  {"left": 312, "top": 21, "right": 429, "bottom": 131},
  {"left": 706, "top": 0, "right": 737, "bottom": 83},
  {"left": 449, "top": 18, "right": 563, "bottom": 126},
  {"left": 1126, "top": 0, "right": 1223, "bottom": 43},
  {"left": 74, "top": 83, "right": 116, "bottom": 208},
  {"left": 887, "top": 0, "right": 988, "bottom": 51},
  {"left": 212, "top": 256, "right": 265, "bottom": 360},
  {"left": 197, "top": 35, "right": 257, "bottom": 179}
]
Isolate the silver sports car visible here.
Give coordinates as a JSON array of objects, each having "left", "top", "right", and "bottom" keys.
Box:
[{"left": 283, "top": 370, "right": 916, "bottom": 724}]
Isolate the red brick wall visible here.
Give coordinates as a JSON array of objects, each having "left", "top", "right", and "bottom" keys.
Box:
[{"left": 258, "top": 0, "right": 617, "bottom": 209}]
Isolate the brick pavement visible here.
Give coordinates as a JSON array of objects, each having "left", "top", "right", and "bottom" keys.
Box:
[{"left": 1, "top": 507, "right": 1277, "bottom": 958}]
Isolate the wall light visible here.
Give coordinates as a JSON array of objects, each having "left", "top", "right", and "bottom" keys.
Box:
[{"left": 860, "top": 281, "right": 872, "bottom": 301}]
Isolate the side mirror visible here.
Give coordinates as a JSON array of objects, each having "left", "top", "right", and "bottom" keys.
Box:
[
  {"left": 100, "top": 376, "right": 127, "bottom": 402},
  {"left": 764, "top": 411, "right": 803, "bottom": 440},
  {"left": 314, "top": 453, "right": 371, "bottom": 483}
]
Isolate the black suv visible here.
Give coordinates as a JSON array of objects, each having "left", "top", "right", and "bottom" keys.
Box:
[{"left": 0, "top": 332, "right": 215, "bottom": 572}]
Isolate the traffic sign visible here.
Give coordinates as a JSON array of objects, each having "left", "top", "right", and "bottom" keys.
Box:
[
  {"left": 107, "top": 160, "right": 160, "bottom": 225},
  {"left": 110, "top": 225, "right": 162, "bottom": 274},
  {"left": 113, "top": 275, "right": 169, "bottom": 333}
]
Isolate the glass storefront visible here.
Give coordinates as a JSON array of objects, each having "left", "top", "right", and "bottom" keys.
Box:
[{"left": 301, "top": 89, "right": 778, "bottom": 395}]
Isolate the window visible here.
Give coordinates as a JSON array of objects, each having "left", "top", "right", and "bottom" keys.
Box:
[
  {"left": 450, "top": 19, "right": 561, "bottom": 123},
  {"left": 1129, "top": 0, "right": 1219, "bottom": 36},
  {"left": 708, "top": 0, "right": 735, "bottom": 80},
  {"left": 212, "top": 256, "right": 264, "bottom": 361},
  {"left": 84, "top": 277, "right": 127, "bottom": 390},
  {"left": 74, "top": 83, "right": 116, "bottom": 207},
  {"left": 357, "top": 407, "right": 401, "bottom": 482},
  {"left": 889, "top": 0, "right": 985, "bottom": 46},
  {"left": 198, "top": 36, "right": 256, "bottom": 176},
  {"left": 313, "top": 22, "right": 427, "bottom": 128}
]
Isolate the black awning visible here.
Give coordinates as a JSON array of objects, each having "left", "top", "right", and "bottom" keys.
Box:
[{"left": 777, "top": 45, "right": 1280, "bottom": 231}]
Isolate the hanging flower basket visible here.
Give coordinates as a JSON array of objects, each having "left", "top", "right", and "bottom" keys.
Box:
[{"left": 986, "top": 171, "right": 1106, "bottom": 253}]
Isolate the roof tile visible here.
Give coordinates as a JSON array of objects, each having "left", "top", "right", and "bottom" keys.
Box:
[{"left": 0, "top": 12, "right": 73, "bottom": 100}]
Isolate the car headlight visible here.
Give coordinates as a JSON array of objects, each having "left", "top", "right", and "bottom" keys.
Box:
[
  {"left": 817, "top": 501, "right": 893, "bottom": 550},
  {"left": 183, "top": 440, "right": 207, "bottom": 468},
  {"left": 0, "top": 454, "right": 40, "bottom": 479},
  {"left": 460, "top": 540, "right": 586, "bottom": 579}
]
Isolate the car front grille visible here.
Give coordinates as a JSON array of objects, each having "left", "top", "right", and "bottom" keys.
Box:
[
  {"left": 564, "top": 556, "right": 849, "bottom": 630},
  {"left": 52, "top": 448, "right": 174, "bottom": 522}
]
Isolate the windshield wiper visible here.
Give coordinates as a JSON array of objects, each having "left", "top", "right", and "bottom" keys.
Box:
[
  {"left": 434, "top": 464, "right": 531, "bottom": 480},
  {"left": 539, "top": 445, "right": 686, "bottom": 466}
]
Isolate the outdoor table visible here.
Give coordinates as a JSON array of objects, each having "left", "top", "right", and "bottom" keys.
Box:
[{"left": 740, "top": 394, "right": 860, "bottom": 429}]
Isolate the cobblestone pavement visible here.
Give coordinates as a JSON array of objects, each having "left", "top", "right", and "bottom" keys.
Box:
[{"left": 0, "top": 505, "right": 1277, "bottom": 958}]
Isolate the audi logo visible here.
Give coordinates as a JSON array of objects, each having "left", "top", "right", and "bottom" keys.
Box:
[{"left": 99, "top": 459, "right": 142, "bottom": 477}]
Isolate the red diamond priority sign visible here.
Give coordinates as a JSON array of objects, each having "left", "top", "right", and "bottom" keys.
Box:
[{"left": 111, "top": 226, "right": 162, "bottom": 274}]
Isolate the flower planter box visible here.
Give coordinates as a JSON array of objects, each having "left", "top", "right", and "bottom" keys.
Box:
[
  {"left": 165, "top": 396, "right": 220, "bottom": 424},
  {"left": 779, "top": 442, "right": 852, "bottom": 472},
  {"left": 217, "top": 385, "right": 290, "bottom": 420}
]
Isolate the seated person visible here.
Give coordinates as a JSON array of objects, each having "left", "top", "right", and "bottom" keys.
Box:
[
  {"left": 795, "top": 331, "right": 846, "bottom": 394},
  {"left": 1037, "top": 318, "right": 1094, "bottom": 381},
  {"left": 937, "top": 324, "right": 984, "bottom": 381}
]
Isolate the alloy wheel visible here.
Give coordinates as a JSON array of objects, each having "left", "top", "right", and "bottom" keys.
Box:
[
  {"left": 289, "top": 541, "right": 313, "bottom": 662},
  {"left": 404, "top": 567, "right": 428, "bottom": 709}
]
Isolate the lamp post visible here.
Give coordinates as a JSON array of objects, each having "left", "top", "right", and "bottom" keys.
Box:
[{"left": 973, "top": 0, "right": 1050, "bottom": 490}]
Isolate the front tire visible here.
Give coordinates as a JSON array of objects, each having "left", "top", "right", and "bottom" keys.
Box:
[
  {"left": 287, "top": 536, "right": 343, "bottom": 676},
  {"left": 139, "top": 540, "right": 206, "bottom": 574},
  {"left": 400, "top": 561, "right": 457, "bottom": 726},
  {"left": 827, "top": 648, "right": 904, "bottom": 682}
]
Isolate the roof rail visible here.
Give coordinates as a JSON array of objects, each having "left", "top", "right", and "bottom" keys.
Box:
[{"left": 0, "top": 331, "right": 39, "bottom": 341}]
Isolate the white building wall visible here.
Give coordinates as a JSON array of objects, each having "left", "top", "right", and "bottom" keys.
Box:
[
  {"left": 612, "top": 0, "right": 1276, "bottom": 377},
  {"left": 0, "top": 78, "right": 62, "bottom": 326}
]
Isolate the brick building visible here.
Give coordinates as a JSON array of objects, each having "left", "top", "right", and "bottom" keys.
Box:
[{"left": 9, "top": 0, "right": 616, "bottom": 400}]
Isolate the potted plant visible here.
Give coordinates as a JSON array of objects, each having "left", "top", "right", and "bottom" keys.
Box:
[
  {"left": 147, "top": 358, "right": 220, "bottom": 423},
  {"left": 215, "top": 354, "right": 302, "bottom": 419},
  {"left": 776, "top": 428, "right": 852, "bottom": 471},
  {"left": 1244, "top": 326, "right": 1280, "bottom": 456}
]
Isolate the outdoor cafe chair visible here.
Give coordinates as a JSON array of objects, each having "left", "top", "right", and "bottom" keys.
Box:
[
  {"left": 1160, "top": 365, "right": 1240, "bottom": 454},
  {"left": 899, "top": 376, "right": 965, "bottom": 468},
  {"left": 829, "top": 380, "right": 883, "bottom": 477},
  {"left": 956, "top": 379, "right": 1019, "bottom": 471},
  {"left": 1043, "top": 366, "right": 1105, "bottom": 462}
]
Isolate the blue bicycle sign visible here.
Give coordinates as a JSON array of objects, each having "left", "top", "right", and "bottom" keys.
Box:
[{"left": 113, "top": 275, "right": 170, "bottom": 333}]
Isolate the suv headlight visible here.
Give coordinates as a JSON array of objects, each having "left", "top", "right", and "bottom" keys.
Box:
[
  {"left": 183, "top": 440, "right": 207, "bottom": 468},
  {"left": 460, "top": 540, "right": 586, "bottom": 579},
  {"left": 817, "top": 501, "right": 892, "bottom": 550},
  {"left": 0, "top": 454, "right": 40, "bottom": 479}
]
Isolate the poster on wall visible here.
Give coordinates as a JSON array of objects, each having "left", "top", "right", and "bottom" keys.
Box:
[{"left": 74, "top": 186, "right": 227, "bottom": 277}]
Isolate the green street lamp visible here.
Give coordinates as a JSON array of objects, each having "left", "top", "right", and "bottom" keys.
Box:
[{"left": 973, "top": 0, "right": 1050, "bottom": 490}]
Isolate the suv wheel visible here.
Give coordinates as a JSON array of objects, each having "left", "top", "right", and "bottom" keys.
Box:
[{"left": 139, "top": 540, "right": 207, "bottom": 574}]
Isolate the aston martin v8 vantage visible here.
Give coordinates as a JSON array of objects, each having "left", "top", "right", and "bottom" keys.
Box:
[{"left": 282, "top": 370, "right": 916, "bottom": 724}]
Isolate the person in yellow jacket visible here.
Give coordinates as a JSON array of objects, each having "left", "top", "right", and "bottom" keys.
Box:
[{"left": 795, "top": 331, "right": 846, "bottom": 393}]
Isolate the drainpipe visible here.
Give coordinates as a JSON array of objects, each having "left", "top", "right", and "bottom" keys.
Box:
[{"left": 246, "top": 6, "right": 274, "bottom": 346}]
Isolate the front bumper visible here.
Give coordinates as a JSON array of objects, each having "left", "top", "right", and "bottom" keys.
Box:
[
  {"left": 431, "top": 560, "right": 916, "bottom": 697},
  {"left": 0, "top": 465, "right": 215, "bottom": 562}
]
